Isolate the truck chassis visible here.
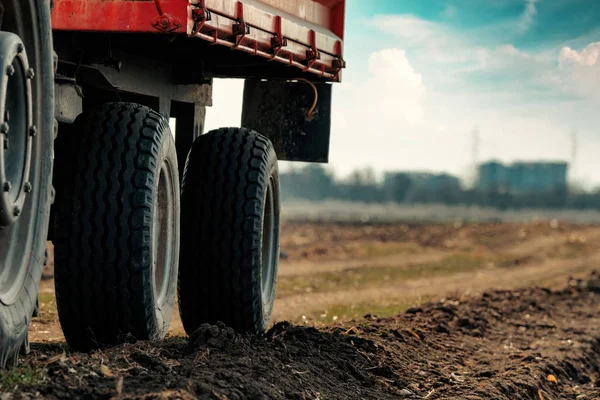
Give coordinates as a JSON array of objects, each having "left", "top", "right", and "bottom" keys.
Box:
[{"left": 0, "top": 0, "right": 345, "bottom": 367}]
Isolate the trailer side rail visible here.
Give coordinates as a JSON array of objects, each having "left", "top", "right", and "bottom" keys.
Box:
[{"left": 51, "top": 0, "right": 346, "bottom": 81}]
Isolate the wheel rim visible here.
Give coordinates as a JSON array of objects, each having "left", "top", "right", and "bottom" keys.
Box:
[
  {"left": 0, "top": 0, "right": 44, "bottom": 306},
  {"left": 0, "top": 32, "right": 33, "bottom": 227},
  {"left": 260, "top": 176, "right": 277, "bottom": 302},
  {"left": 152, "top": 159, "right": 176, "bottom": 305}
]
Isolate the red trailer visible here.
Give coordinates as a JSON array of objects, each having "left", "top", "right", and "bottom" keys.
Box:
[{"left": 0, "top": 0, "right": 345, "bottom": 367}]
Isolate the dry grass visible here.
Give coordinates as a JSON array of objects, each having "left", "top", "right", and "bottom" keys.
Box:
[{"left": 277, "top": 254, "right": 492, "bottom": 296}]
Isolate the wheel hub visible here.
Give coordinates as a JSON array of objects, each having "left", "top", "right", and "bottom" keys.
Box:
[
  {"left": 0, "top": 32, "right": 34, "bottom": 227},
  {"left": 152, "top": 160, "right": 175, "bottom": 305}
]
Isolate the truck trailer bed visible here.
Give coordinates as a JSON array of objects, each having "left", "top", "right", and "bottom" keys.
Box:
[{"left": 51, "top": 0, "right": 346, "bottom": 81}]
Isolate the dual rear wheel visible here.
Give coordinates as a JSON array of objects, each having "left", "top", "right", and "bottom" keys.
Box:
[
  {"left": 52, "top": 103, "right": 281, "bottom": 350},
  {"left": 0, "top": 0, "right": 280, "bottom": 365}
]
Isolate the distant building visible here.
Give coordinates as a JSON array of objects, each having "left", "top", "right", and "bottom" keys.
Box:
[
  {"left": 477, "top": 161, "right": 508, "bottom": 191},
  {"left": 477, "top": 161, "right": 568, "bottom": 193}
]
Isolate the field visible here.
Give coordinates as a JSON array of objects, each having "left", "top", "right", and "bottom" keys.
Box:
[
  {"left": 280, "top": 200, "right": 600, "bottom": 225},
  {"left": 5, "top": 215, "right": 600, "bottom": 399}
]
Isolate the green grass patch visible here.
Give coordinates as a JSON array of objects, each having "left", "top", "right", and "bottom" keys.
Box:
[
  {"left": 551, "top": 240, "right": 592, "bottom": 259},
  {"left": 277, "top": 254, "right": 490, "bottom": 296},
  {"left": 34, "top": 292, "right": 58, "bottom": 323},
  {"left": 0, "top": 366, "right": 44, "bottom": 390},
  {"left": 362, "top": 243, "right": 420, "bottom": 258},
  {"left": 289, "top": 296, "right": 434, "bottom": 325},
  {"left": 37, "top": 292, "right": 55, "bottom": 305}
]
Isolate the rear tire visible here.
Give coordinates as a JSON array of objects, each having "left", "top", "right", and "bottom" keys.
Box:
[
  {"left": 53, "top": 103, "right": 180, "bottom": 350},
  {"left": 0, "top": 0, "right": 54, "bottom": 368},
  {"left": 178, "top": 127, "right": 280, "bottom": 335}
]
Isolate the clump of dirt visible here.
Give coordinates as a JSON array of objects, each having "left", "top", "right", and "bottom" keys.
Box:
[
  {"left": 185, "top": 322, "right": 238, "bottom": 353},
  {"left": 9, "top": 272, "right": 600, "bottom": 399},
  {"left": 184, "top": 321, "right": 398, "bottom": 399},
  {"left": 568, "top": 270, "right": 600, "bottom": 293}
]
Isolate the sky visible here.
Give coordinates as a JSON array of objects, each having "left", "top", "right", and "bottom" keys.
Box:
[{"left": 203, "top": 0, "right": 600, "bottom": 188}]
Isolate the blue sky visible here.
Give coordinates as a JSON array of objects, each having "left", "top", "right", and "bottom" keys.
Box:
[
  {"left": 346, "top": 0, "right": 599, "bottom": 49},
  {"left": 205, "top": 0, "right": 600, "bottom": 187}
]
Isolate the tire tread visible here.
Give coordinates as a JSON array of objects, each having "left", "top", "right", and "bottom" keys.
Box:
[
  {"left": 179, "top": 127, "right": 280, "bottom": 335},
  {"left": 54, "top": 103, "right": 178, "bottom": 349}
]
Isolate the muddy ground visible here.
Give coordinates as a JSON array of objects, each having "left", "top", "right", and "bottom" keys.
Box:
[{"left": 4, "top": 221, "right": 600, "bottom": 399}]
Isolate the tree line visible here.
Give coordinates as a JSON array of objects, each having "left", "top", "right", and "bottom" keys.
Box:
[{"left": 280, "top": 165, "right": 600, "bottom": 210}]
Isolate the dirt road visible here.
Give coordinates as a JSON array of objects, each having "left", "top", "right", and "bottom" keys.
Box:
[
  {"left": 5, "top": 221, "right": 600, "bottom": 399},
  {"left": 9, "top": 273, "right": 600, "bottom": 399},
  {"left": 32, "top": 221, "right": 600, "bottom": 341}
]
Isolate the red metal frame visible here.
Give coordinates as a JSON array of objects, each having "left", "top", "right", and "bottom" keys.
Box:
[{"left": 51, "top": 0, "right": 346, "bottom": 81}]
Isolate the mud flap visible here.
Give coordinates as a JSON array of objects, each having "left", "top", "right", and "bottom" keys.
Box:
[{"left": 241, "top": 79, "right": 332, "bottom": 163}]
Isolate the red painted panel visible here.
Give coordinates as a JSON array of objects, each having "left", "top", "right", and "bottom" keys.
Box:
[
  {"left": 51, "top": 0, "right": 346, "bottom": 81},
  {"left": 52, "top": 0, "right": 188, "bottom": 33},
  {"left": 330, "top": 1, "right": 345, "bottom": 41}
]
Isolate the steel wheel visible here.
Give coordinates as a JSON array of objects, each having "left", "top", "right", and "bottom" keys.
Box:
[
  {"left": 0, "top": 32, "right": 34, "bottom": 303},
  {"left": 0, "top": 0, "right": 54, "bottom": 368}
]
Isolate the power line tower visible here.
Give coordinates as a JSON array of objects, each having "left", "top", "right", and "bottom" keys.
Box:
[
  {"left": 570, "top": 129, "right": 577, "bottom": 183},
  {"left": 471, "top": 125, "right": 480, "bottom": 188},
  {"left": 472, "top": 126, "right": 480, "bottom": 167}
]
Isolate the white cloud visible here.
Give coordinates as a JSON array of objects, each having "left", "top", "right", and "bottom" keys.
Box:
[
  {"left": 517, "top": 0, "right": 539, "bottom": 34},
  {"left": 475, "top": 44, "right": 553, "bottom": 77},
  {"left": 370, "top": 15, "right": 441, "bottom": 47},
  {"left": 368, "top": 15, "right": 483, "bottom": 69},
  {"left": 442, "top": 4, "right": 457, "bottom": 19},
  {"left": 559, "top": 42, "right": 600, "bottom": 67},
  {"left": 326, "top": 48, "right": 466, "bottom": 178},
  {"left": 557, "top": 42, "right": 600, "bottom": 101},
  {"left": 478, "top": 44, "right": 530, "bottom": 69},
  {"left": 364, "top": 49, "right": 425, "bottom": 124}
]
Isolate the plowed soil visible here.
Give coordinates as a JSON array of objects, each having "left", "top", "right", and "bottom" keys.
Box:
[
  {"left": 4, "top": 221, "right": 600, "bottom": 399},
  {"left": 9, "top": 274, "right": 600, "bottom": 400}
]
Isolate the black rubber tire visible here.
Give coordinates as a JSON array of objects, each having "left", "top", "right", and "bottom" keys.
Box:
[
  {"left": 178, "top": 127, "right": 281, "bottom": 335},
  {"left": 53, "top": 103, "right": 180, "bottom": 350},
  {"left": 0, "top": 0, "right": 54, "bottom": 368}
]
